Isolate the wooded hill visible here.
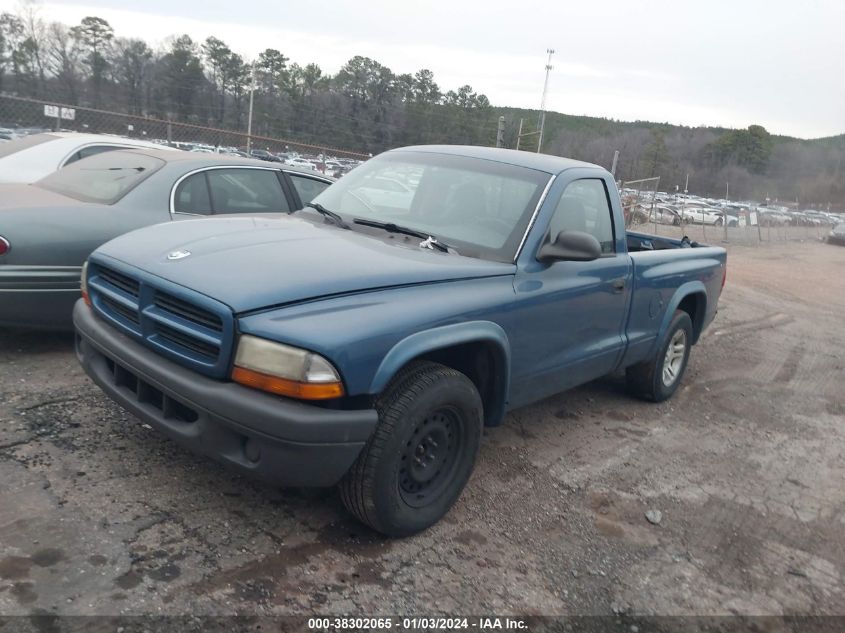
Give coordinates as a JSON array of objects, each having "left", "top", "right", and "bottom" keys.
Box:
[{"left": 1, "top": 8, "right": 841, "bottom": 206}]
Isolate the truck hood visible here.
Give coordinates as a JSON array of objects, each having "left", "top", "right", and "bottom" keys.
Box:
[{"left": 96, "top": 214, "right": 516, "bottom": 313}]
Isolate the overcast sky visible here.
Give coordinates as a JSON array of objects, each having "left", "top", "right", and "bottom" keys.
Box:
[{"left": 6, "top": 0, "right": 844, "bottom": 138}]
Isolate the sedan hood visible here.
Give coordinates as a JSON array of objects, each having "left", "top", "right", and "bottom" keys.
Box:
[{"left": 96, "top": 215, "right": 515, "bottom": 313}]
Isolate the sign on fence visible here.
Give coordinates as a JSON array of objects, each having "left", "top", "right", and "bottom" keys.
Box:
[{"left": 43, "top": 105, "right": 76, "bottom": 121}]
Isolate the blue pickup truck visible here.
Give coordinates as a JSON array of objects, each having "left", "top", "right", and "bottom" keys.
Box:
[{"left": 74, "top": 145, "right": 726, "bottom": 536}]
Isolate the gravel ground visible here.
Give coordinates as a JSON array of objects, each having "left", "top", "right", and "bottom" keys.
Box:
[{"left": 1, "top": 239, "right": 844, "bottom": 619}]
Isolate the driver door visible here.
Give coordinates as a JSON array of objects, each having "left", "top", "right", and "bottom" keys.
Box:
[{"left": 509, "top": 177, "right": 632, "bottom": 407}]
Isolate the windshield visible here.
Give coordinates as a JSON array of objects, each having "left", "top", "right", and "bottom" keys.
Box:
[
  {"left": 310, "top": 150, "right": 550, "bottom": 262},
  {"left": 35, "top": 150, "right": 165, "bottom": 204}
]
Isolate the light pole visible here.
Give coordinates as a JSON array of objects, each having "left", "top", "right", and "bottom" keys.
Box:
[
  {"left": 246, "top": 61, "right": 256, "bottom": 153},
  {"left": 537, "top": 48, "right": 554, "bottom": 154}
]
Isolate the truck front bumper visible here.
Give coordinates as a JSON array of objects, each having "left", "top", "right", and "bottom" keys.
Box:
[{"left": 73, "top": 300, "right": 378, "bottom": 487}]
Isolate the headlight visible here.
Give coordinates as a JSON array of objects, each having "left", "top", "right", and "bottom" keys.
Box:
[
  {"left": 231, "top": 335, "right": 344, "bottom": 400},
  {"left": 81, "top": 260, "right": 91, "bottom": 306}
]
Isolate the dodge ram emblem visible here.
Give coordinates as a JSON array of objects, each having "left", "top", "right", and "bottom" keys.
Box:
[{"left": 167, "top": 250, "right": 191, "bottom": 260}]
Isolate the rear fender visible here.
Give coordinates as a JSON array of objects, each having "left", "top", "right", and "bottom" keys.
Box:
[{"left": 650, "top": 282, "right": 707, "bottom": 357}]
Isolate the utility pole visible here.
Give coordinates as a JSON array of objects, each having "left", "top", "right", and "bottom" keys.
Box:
[
  {"left": 610, "top": 150, "right": 620, "bottom": 177},
  {"left": 496, "top": 116, "right": 505, "bottom": 148},
  {"left": 246, "top": 61, "right": 256, "bottom": 153},
  {"left": 537, "top": 48, "right": 554, "bottom": 154}
]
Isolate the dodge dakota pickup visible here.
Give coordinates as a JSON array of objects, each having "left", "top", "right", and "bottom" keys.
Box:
[{"left": 74, "top": 145, "right": 727, "bottom": 536}]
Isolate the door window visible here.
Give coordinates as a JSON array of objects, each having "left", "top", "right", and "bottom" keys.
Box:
[
  {"left": 173, "top": 172, "right": 212, "bottom": 214},
  {"left": 207, "top": 169, "right": 290, "bottom": 213},
  {"left": 548, "top": 179, "right": 615, "bottom": 254},
  {"left": 206, "top": 168, "right": 289, "bottom": 214}
]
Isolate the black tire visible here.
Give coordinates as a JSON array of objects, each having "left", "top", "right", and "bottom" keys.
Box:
[
  {"left": 339, "top": 361, "right": 483, "bottom": 537},
  {"left": 626, "top": 310, "right": 693, "bottom": 402},
  {"left": 714, "top": 217, "right": 724, "bottom": 227},
  {"left": 672, "top": 217, "right": 681, "bottom": 226}
]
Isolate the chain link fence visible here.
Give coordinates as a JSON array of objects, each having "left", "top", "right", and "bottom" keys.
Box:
[
  {"left": 618, "top": 176, "right": 836, "bottom": 246},
  {"left": 0, "top": 94, "right": 369, "bottom": 160},
  {"left": 649, "top": 214, "right": 833, "bottom": 246},
  {"left": 620, "top": 177, "right": 661, "bottom": 230}
]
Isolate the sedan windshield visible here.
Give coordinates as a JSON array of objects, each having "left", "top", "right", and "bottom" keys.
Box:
[
  {"left": 310, "top": 150, "right": 551, "bottom": 262},
  {"left": 35, "top": 150, "right": 165, "bottom": 204}
]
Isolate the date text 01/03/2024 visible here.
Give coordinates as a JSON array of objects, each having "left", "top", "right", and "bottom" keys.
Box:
[{"left": 306, "top": 617, "right": 528, "bottom": 630}]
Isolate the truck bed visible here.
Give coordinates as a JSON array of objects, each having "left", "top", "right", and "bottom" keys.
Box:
[{"left": 626, "top": 230, "right": 708, "bottom": 252}]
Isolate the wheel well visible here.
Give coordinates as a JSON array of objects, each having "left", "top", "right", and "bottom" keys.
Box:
[
  {"left": 677, "top": 292, "right": 706, "bottom": 343},
  {"left": 412, "top": 341, "right": 506, "bottom": 427}
]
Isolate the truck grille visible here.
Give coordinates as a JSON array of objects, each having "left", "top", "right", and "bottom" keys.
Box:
[
  {"left": 154, "top": 291, "right": 223, "bottom": 332},
  {"left": 155, "top": 323, "right": 220, "bottom": 360},
  {"left": 98, "top": 267, "right": 139, "bottom": 297},
  {"left": 102, "top": 296, "right": 140, "bottom": 325},
  {"left": 87, "top": 262, "right": 234, "bottom": 378}
]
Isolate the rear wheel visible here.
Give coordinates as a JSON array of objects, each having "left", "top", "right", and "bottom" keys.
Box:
[
  {"left": 714, "top": 217, "right": 724, "bottom": 227},
  {"left": 339, "top": 361, "right": 483, "bottom": 537},
  {"left": 626, "top": 310, "right": 693, "bottom": 402}
]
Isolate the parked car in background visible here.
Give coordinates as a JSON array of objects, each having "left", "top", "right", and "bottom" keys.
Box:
[
  {"left": 807, "top": 211, "right": 837, "bottom": 227},
  {"left": 0, "top": 132, "right": 177, "bottom": 183},
  {"left": 827, "top": 223, "right": 845, "bottom": 246},
  {"left": 757, "top": 209, "right": 791, "bottom": 227},
  {"left": 644, "top": 204, "right": 683, "bottom": 226},
  {"left": 245, "top": 148, "right": 282, "bottom": 162},
  {"left": 74, "top": 144, "right": 726, "bottom": 536},
  {"left": 0, "top": 149, "right": 333, "bottom": 329},
  {"left": 285, "top": 157, "right": 316, "bottom": 170},
  {"left": 681, "top": 205, "right": 737, "bottom": 226}
]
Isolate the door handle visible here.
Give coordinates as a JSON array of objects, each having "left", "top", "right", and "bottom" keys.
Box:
[{"left": 611, "top": 278, "right": 626, "bottom": 292}]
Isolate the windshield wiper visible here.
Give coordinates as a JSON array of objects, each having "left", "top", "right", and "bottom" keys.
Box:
[
  {"left": 304, "top": 202, "right": 349, "bottom": 229},
  {"left": 353, "top": 218, "right": 452, "bottom": 253}
]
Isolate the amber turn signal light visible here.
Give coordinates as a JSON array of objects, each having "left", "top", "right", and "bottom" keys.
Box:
[{"left": 231, "top": 366, "right": 344, "bottom": 400}]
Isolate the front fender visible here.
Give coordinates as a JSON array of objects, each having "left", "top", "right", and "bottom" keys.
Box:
[{"left": 369, "top": 321, "right": 511, "bottom": 426}]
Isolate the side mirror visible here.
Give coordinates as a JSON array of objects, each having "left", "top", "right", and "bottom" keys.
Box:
[{"left": 537, "top": 230, "right": 602, "bottom": 262}]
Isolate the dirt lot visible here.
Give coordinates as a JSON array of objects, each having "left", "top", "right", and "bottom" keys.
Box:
[{"left": 1, "top": 239, "right": 844, "bottom": 619}]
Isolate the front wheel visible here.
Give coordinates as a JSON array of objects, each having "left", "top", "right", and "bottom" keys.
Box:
[
  {"left": 714, "top": 218, "right": 724, "bottom": 227},
  {"left": 626, "top": 310, "right": 693, "bottom": 402},
  {"left": 339, "top": 361, "right": 483, "bottom": 537}
]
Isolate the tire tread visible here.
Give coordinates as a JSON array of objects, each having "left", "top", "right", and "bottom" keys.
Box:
[{"left": 339, "top": 361, "right": 469, "bottom": 534}]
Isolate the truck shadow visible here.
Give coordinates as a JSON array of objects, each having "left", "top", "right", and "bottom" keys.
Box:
[{"left": 0, "top": 328, "right": 75, "bottom": 355}]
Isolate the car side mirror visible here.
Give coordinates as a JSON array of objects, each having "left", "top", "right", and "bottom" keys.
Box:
[{"left": 537, "top": 230, "right": 602, "bottom": 262}]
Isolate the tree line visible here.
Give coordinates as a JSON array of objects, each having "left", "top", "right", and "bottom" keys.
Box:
[{"left": 1, "top": 6, "right": 842, "bottom": 206}]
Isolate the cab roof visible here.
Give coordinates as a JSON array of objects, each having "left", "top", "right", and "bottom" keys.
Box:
[{"left": 390, "top": 145, "right": 605, "bottom": 176}]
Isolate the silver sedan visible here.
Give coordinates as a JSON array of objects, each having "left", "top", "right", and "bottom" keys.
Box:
[{"left": 0, "top": 149, "right": 333, "bottom": 329}]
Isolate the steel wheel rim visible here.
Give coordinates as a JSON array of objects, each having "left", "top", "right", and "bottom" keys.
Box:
[
  {"left": 399, "top": 407, "right": 462, "bottom": 508},
  {"left": 662, "top": 329, "right": 687, "bottom": 387}
]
